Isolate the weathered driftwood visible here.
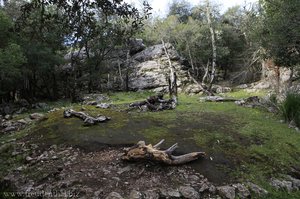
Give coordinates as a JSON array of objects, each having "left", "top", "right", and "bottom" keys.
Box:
[
  {"left": 63, "top": 109, "right": 110, "bottom": 125},
  {"left": 199, "top": 96, "right": 237, "bottom": 102},
  {"left": 129, "top": 94, "right": 176, "bottom": 111},
  {"left": 122, "top": 139, "right": 206, "bottom": 165}
]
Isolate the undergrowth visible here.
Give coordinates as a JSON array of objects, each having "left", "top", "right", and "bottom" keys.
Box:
[{"left": 281, "top": 93, "right": 300, "bottom": 127}]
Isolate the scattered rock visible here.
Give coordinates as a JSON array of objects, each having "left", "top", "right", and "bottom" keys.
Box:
[
  {"left": 235, "top": 96, "right": 260, "bottom": 108},
  {"left": 17, "top": 119, "right": 28, "bottom": 125},
  {"left": 217, "top": 185, "right": 235, "bottom": 199},
  {"left": 3, "top": 126, "right": 17, "bottom": 133},
  {"left": 199, "top": 182, "right": 210, "bottom": 193},
  {"left": 233, "top": 183, "right": 250, "bottom": 199},
  {"left": 117, "top": 166, "right": 131, "bottom": 175},
  {"left": 185, "top": 84, "right": 203, "bottom": 94},
  {"left": 111, "top": 177, "right": 121, "bottom": 181},
  {"left": 143, "top": 189, "right": 159, "bottom": 199},
  {"left": 208, "top": 185, "right": 217, "bottom": 194},
  {"left": 212, "top": 85, "right": 232, "bottom": 94},
  {"left": 96, "top": 103, "right": 110, "bottom": 109},
  {"left": 286, "top": 175, "right": 300, "bottom": 190},
  {"left": 4, "top": 115, "right": 12, "bottom": 120},
  {"left": 160, "top": 188, "right": 181, "bottom": 198},
  {"left": 188, "top": 175, "right": 200, "bottom": 183},
  {"left": 270, "top": 178, "right": 293, "bottom": 192},
  {"left": 25, "top": 156, "right": 34, "bottom": 162},
  {"left": 105, "top": 192, "right": 124, "bottom": 199},
  {"left": 94, "top": 189, "right": 104, "bottom": 198},
  {"left": 129, "top": 190, "right": 143, "bottom": 199},
  {"left": 29, "top": 113, "right": 47, "bottom": 121},
  {"left": 247, "top": 182, "right": 268, "bottom": 197},
  {"left": 179, "top": 186, "right": 200, "bottom": 199}
]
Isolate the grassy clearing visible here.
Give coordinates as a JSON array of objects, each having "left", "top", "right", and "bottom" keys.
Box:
[{"left": 1, "top": 90, "right": 300, "bottom": 198}]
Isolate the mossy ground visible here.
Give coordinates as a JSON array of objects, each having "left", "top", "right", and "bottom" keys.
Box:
[{"left": 1, "top": 91, "right": 300, "bottom": 198}]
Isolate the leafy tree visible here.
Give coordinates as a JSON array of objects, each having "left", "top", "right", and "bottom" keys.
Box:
[
  {"left": 168, "top": 0, "right": 191, "bottom": 23},
  {"left": 260, "top": 0, "right": 300, "bottom": 67},
  {"left": 0, "top": 43, "right": 26, "bottom": 102}
]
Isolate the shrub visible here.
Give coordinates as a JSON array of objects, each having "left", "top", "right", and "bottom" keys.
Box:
[{"left": 281, "top": 93, "right": 300, "bottom": 127}]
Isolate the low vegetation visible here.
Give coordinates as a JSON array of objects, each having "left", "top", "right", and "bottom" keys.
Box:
[
  {"left": 1, "top": 91, "right": 300, "bottom": 198},
  {"left": 281, "top": 93, "right": 300, "bottom": 127}
]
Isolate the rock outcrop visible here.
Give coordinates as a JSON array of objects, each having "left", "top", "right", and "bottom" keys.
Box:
[{"left": 128, "top": 43, "right": 190, "bottom": 91}]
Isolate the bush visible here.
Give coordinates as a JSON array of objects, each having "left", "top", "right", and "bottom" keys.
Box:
[{"left": 281, "top": 93, "right": 300, "bottom": 127}]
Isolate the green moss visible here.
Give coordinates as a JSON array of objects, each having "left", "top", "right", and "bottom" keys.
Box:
[
  {"left": 138, "top": 126, "right": 170, "bottom": 142},
  {"left": 2, "top": 91, "right": 300, "bottom": 197}
]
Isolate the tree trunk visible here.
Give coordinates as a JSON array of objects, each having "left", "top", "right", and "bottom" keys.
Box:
[
  {"left": 187, "top": 43, "right": 195, "bottom": 72},
  {"left": 202, "top": 61, "right": 210, "bottom": 84},
  {"left": 161, "top": 39, "right": 178, "bottom": 99},
  {"left": 206, "top": 0, "right": 217, "bottom": 90},
  {"left": 118, "top": 59, "right": 124, "bottom": 90}
]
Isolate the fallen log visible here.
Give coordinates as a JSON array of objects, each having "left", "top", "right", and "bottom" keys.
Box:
[
  {"left": 122, "top": 139, "right": 206, "bottom": 165},
  {"left": 199, "top": 96, "right": 237, "bottom": 102},
  {"left": 63, "top": 109, "right": 110, "bottom": 126},
  {"left": 129, "top": 94, "right": 176, "bottom": 111}
]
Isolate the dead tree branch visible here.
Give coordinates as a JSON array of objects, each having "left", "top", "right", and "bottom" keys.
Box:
[
  {"left": 122, "top": 140, "right": 206, "bottom": 165},
  {"left": 63, "top": 109, "right": 110, "bottom": 125}
]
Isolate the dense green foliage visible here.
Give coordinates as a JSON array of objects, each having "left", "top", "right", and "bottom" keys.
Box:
[
  {"left": 261, "top": 0, "right": 300, "bottom": 67},
  {"left": 0, "top": 0, "right": 299, "bottom": 102},
  {"left": 281, "top": 93, "right": 300, "bottom": 127},
  {"left": 139, "top": 1, "right": 263, "bottom": 83},
  {"left": 0, "top": 0, "right": 150, "bottom": 103}
]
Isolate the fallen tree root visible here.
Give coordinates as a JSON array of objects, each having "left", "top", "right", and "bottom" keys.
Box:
[
  {"left": 122, "top": 139, "right": 206, "bottom": 165},
  {"left": 63, "top": 109, "right": 110, "bottom": 126},
  {"left": 129, "top": 94, "right": 176, "bottom": 111}
]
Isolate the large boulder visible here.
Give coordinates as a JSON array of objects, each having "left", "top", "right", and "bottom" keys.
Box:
[
  {"left": 128, "top": 38, "right": 146, "bottom": 55},
  {"left": 128, "top": 43, "right": 190, "bottom": 91}
]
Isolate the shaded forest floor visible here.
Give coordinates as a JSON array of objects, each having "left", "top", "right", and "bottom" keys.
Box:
[{"left": 1, "top": 91, "right": 300, "bottom": 198}]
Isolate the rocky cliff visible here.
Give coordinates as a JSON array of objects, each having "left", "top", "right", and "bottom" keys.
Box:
[{"left": 127, "top": 43, "right": 190, "bottom": 92}]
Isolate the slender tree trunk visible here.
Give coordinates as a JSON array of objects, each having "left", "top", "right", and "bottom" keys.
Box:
[
  {"left": 187, "top": 43, "right": 195, "bottom": 72},
  {"left": 206, "top": 0, "right": 217, "bottom": 90},
  {"left": 202, "top": 61, "right": 210, "bottom": 84},
  {"left": 161, "top": 39, "right": 177, "bottom": 99},
  {"left": 118, "top": 59, "right": 124, "bottom": 90},
  {"left": 125, "top": 49, "right": 131, "bottom": 91}
]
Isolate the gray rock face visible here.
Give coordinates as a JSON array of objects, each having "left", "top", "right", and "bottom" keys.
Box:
[
  {"left": 105, "top": 192, "right": 124, "bottom": 199},
  {"left": 217, "top": 186, "right": 235, "bottom": 199},
  {"left": 128, "top": 43, "right": 190, "bottom": 91},
  {"left": 179, "top": 186, "right": 200, "bottom": 199},
  {"left": 128, "top": 38, "right": 146, "bottom": 55},
  {"left": 185, "top": 84, "right": 203, "bottom": 94}
]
